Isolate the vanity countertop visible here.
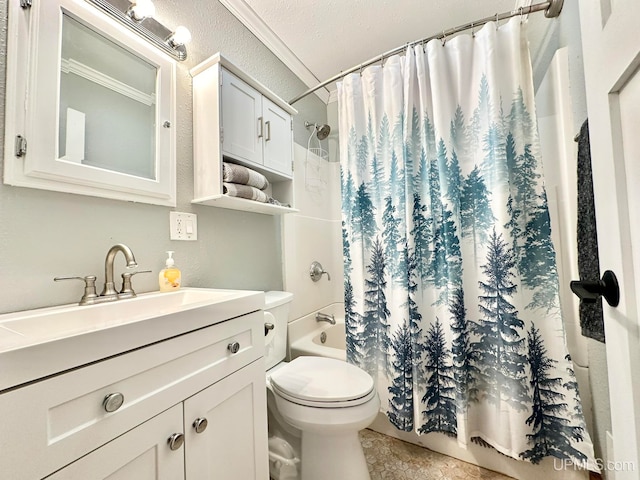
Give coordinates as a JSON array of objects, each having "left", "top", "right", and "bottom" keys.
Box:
[{"left": 0, "top": 288, "right": 264, "bottom": 392}]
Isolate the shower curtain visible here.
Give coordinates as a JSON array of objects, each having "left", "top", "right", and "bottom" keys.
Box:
[{"left": 338, "top": 19, "right": 596, "bottom": 466}]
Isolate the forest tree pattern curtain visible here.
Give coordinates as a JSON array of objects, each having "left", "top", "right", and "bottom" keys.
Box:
[{"left": 337, "top": 19, "right": 596, "bottom": 466}]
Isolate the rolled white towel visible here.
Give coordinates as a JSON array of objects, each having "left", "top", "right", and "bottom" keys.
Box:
[{"left": 223, "top": 162, "right": 269, "bottom": 190}]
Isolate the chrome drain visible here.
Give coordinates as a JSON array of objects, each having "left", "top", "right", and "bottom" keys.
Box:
[{"left": 320, "top": 331, "right": 327, "bottom": 344}]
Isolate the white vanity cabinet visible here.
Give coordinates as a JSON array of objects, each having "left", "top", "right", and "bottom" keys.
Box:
[
  {"left": 191, "top": 53, "right": 298, "bottom": 215},
  {"left": 0, "top": 310, "right": 269, "bottom": 480}
]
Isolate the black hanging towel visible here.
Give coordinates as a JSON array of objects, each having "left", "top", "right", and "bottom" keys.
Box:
[{"left": 576, "top": 120, "right": 605, "bottom": 342}]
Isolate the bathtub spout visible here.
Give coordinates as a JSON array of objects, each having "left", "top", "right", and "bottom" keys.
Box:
[{"left": 316, "top": 312, "right": 336, "bottom": 325}]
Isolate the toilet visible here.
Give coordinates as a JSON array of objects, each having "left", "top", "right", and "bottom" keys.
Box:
[{"left": 264, "top": 291, "right": 380, "bottom": 480}]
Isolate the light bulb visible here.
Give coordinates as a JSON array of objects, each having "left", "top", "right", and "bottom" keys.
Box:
[
  {"left": 170, "top": 26, "right": 192, "bottom": 46},
  {"left": 130, "top": 0, "right": 155, "bottom": 21}
]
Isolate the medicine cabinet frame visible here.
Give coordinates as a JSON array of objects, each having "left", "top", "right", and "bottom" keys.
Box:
[{"left": 4, "top": 0, "right": 177, "bottom": 206}]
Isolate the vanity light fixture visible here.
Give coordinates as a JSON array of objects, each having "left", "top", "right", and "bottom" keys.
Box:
[
  {"left": 127, "top": 0, "right": 155, "bottom": 21},
  {"left": 85, "top": 0, "right": 190, "bottom": 61},
  {"left": 169, "top": 26, "right": 192, "bottom": 47}
]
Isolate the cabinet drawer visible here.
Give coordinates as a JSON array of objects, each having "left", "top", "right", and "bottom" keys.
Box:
[{"left": 0, "top": 311, "right": 263, "bottom": 480}]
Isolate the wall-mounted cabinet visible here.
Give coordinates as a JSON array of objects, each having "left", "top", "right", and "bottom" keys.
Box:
[{"left": 191, "top": 53, "right": 298, "bottom": 215}]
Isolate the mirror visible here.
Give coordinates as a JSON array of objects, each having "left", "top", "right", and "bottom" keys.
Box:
[
  {"left": 59, "top": 14, "right": 157, "bottom": 179},
  {"left": 4, "top": 0, "right": 176, "bottom": 206}
]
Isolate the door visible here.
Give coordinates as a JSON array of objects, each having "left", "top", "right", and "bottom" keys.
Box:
[
  {"left": 46, "top": 405, "right": 185, "bottom": 480},
  {"left": 263, "top": 97, "right": 293, "bottom": 177},
  {"left": 221, "top": 69, "right": 263, "bottom": 165},
  {"left": 184, "top": 359, "right": 269, "bottom": 480},
  {"left": 580, "top": 1, "right": 640, "bottom": 476}
]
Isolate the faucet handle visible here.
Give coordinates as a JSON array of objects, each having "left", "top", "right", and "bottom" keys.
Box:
[
  {"left": 310, "top": 261, "right": 331, "bottom": 282},
  {"left": 120, "top": 270, "right": 152, "bottom": 297},
  {"left": 54, "top": 275, "right": 99, "bottom": 305}
]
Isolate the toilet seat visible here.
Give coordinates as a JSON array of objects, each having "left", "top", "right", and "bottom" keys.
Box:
[{"left": 269, "top": 356, "right": 375, "bottom": 408}]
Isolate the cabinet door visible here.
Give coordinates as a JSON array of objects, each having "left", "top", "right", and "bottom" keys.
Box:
[
  {"left": 221, "top": 69, "right": 263, "bottom": 165},
  {"left": 263, "top": 97, "right": 293, "bottom": 177},
  {"left": 46, "top": 405, "right": 185, "bottom": 480},
  {"left": 184, "top": 359, "right": 269, "bottom": 480}
]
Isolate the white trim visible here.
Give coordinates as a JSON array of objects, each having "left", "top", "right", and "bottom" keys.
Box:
[
  {"left": 219, "top": 0, "right": 330, "bottom": 105},
  {"left": 61, "top": 58, "right": 156, "bottom": 106}
]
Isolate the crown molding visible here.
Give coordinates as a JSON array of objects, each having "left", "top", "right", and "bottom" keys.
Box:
[{"left": 220, "top": 0, "right": 330, "bottom": 104}]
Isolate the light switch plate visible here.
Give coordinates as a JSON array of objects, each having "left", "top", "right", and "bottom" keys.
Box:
[{"left": 170, "top": 212, "right": 197, "bottom": 241}]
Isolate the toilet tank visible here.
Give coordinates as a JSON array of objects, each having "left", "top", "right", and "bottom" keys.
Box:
[{"left": 264, "top": 291, "right": 293, "bottom": 370}]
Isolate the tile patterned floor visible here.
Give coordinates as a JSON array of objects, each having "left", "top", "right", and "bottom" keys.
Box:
[{"left": 359, "top": 429, "right": 514, "bottom": 480}]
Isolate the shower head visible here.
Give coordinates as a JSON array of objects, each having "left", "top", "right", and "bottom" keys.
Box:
[{"left": 305, "top": 121, "right": 331, "bottom": 141}]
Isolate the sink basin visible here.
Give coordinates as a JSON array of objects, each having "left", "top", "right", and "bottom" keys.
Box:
[
  {"left": 0, "top": 288, "right": 264, "bottom": 391},
  {"left": 0, "top": 289, "right": 238, "bottom": 338}
]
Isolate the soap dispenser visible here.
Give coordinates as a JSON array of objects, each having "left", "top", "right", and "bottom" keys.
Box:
[{"left": 159, "top": 251, "right": 181, "bottom": 292}]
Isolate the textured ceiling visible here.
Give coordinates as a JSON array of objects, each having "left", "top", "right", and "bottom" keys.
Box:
[{"left": 230, "top": 0, "right": 520, "bottom": 90}]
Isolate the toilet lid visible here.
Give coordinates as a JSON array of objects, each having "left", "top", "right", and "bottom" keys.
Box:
[{"left": 270, "top": 356, "right": 375, "bottom": 405}]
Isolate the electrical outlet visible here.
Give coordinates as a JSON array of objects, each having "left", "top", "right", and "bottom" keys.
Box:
[{"left": 170, "top": 212, "right": 197, "bottom": 241}]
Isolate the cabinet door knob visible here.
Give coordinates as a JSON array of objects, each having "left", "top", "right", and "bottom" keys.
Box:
[
  {"left": 227, "top": 341, "right": 241, "bottom": 354},
  {"left": 264, "top": 322, "right": 275, "bottom": 336},
  {"left": 102, "top": 392, "right": 125, "bottom": 413},
  {"left": 168, "top": 433, "right": 185, "bottom": 451},
  {"left": 193, "top": 417, "right": 208, "bottom": 434}
]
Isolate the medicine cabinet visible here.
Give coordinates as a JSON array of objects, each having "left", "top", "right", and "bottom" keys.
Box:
[{"left": 4, "top": 0, "right": 177, "bottom": 206}]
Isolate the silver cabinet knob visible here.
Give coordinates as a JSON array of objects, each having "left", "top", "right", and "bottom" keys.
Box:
[
  {"left": 227, "top": 342, "right": 240, "bottom": 354},
  {"left": 193, "top": 417, "right": 208, "bottom": 434},
  {"left": 168, "top": 433, "right": 184, "bottom": 451},
  {"left": 264, "top": 323, "right": 275, "bottom": 336},
  {"left": 103, "top": 392, "right": 125, "bottom": 413}
]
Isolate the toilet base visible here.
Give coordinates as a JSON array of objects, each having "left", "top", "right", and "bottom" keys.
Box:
[{"left": 300, "top": 430, "right": 370, "bottom": 480}]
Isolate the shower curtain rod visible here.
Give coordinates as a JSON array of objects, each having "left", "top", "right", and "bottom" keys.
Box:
[{"left": 288, "top": 0, "right": 563, "bottom": 105}]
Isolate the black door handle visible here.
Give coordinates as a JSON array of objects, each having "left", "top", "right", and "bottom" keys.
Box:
[{"left": 570, "top": 270, "right": 619, "bottom": 307}]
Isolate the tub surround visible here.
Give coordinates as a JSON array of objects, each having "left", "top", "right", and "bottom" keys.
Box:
[
  {"left": 288, "top": 302, "right": 345, "bottom": 361},
  {"left": 282, "top": 144, "right": 343, "bottom": 321}
]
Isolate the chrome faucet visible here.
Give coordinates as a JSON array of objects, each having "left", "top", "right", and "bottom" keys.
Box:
[
  {"left": 316, "top": 312, "right": 336, "bottom": 325},
  {"left": 55, "top": 243, "right": 147, "bottom": 306},
  {"left": 101, "top": 244, "right": 138, "bottom": 299}
]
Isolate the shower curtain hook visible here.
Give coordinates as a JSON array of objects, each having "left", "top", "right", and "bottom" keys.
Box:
[
  {"left": 441, "top": 30, "right": 447, "bottom": 46},
  {"left": 470, "top": 22, "right": 475, "bottom": 38},
  {"left": 495, "top": 12, "right": 500, "bottom": 29},
  {"left": 519, "top": 6, "right": 525, "bottom": 23}
]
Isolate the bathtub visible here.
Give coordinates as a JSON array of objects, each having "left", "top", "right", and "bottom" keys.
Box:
[{"left": 288, "top": 303, "right": 346, "bottom": 361}]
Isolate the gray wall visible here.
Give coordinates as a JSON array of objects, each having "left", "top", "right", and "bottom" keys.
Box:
[
  {"left": 527, "top": 0, "right": 611, "bottom": 467},
  {"left": 0, "top": 0, "right": 327, "bottom": 314}
]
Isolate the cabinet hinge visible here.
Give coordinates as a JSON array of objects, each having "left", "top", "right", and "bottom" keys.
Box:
[
  {"left": 291, "top": 160, "right": 294, "bottom": 172},
  {"left": 220, "top": 127, "right": 224, "bottom": 144},
  {"left": 291, "top": 119, "right": 293, "bottom": 131},
  {"left": 20, "top": 0, "right": 32, "bottom": 8},
  {"left": 15, "top": 135, "right": 27, "bottom": 157}
]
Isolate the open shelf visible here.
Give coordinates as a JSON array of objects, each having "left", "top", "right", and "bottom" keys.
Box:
[{"left": 192, "top": 194, "right": 299, "bottom": 215}]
